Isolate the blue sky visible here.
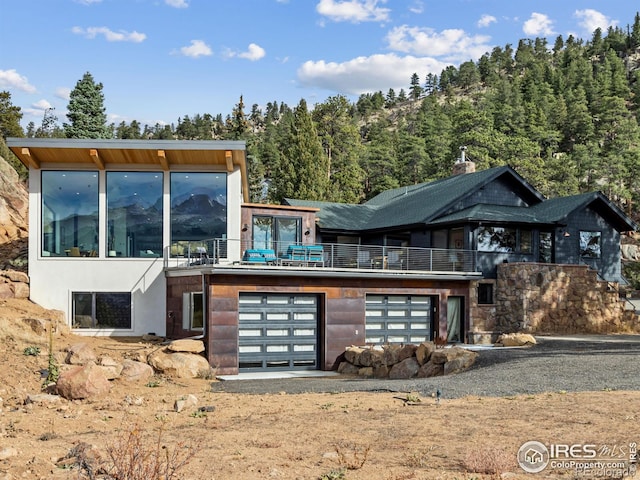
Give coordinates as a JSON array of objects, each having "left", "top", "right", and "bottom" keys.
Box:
[{"left": 1, "top": 0, "right": 638, "bottom": 130}]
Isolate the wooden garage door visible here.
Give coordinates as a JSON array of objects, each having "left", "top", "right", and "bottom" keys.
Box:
[
  {"left": 238, "top": 293, "right": 318, "bottom": 371},
  {"left": 365, "top": 295, "right": 433, "bottom": 344}
]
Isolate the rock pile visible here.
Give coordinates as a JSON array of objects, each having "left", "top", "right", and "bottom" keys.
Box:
[
  {"left": 338, "top": 342, "right": 478, "bottom": 379},
  {"left": 54, "top": 339, "right": 212, "bottom": 400}
]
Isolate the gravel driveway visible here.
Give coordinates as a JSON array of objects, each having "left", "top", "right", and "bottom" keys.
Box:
[{"left": 210, "top": 335, "right": 640, "bottom": 399}]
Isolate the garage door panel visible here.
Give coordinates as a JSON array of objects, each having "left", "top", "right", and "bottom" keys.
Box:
[
  {"left": 365, "top": 294, "right": 433, "bottom": 345},
  {"left": 239, "top": 293, "right": 318, "bottom": 371}
]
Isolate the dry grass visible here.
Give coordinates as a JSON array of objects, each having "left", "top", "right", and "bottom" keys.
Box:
[{"left": 463, "top": 445, "right": 514, "bottom": 476}]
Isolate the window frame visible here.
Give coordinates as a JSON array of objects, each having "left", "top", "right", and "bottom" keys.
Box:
[
  {"left": 477, "top": 283, "right": 495, "bottom": 305},
  {"left": 72, "top": 292, "right": 132, "bottom": 329}
]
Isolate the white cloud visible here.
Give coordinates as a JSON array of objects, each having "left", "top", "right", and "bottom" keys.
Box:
[
  {"left": 31, "top": 99, "right": 53, "bottom": 111},
  {"left": 408, "top": 1, "right": 423, "bottom": 14},
  {"left": 298, "top": 53, "right": 448, "bottom": 95},
  {"left": 72, "top": 26, "right": 146, "bottom": 42},
  {"left": 165, "top": 0, "right": 188, "bottom": 8},
  {"left": 0, "top": 69, "right": 37, "bottom": 93},
  {"left": 523, "top": 12, "right": 554, "bottom": 36},
  {"left": 237, "top": 43, "right": 266, "bottom": 61},
  {"left": 178, "top": 40, "right": 213, "bottom": 58},
  {"left": 316, "top": 0, "right": 390, "bottom": 23},
  {"left": 55, "top": 87, "right": 71, "bottom": 101},
  {"left": 477, "top": 14, "right": 497, "bottom": 28},
  {"left": 385, "top": 25, "right": 492, "bottom": 62},
  {"left": 574, "top": 9, "right": 617, "bottom": 35}
]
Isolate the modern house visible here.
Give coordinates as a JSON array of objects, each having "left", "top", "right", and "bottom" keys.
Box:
[{"left": 7, "top": 138, "right": 638, "bottom": 375}]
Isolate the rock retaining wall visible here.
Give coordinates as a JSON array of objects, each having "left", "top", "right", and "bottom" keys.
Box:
[
  {"left": 338, "top": 343, "right": 477, "bottom": 379},
  {"left": 492, "top": 263, "right": 640, "bottom": 335}
]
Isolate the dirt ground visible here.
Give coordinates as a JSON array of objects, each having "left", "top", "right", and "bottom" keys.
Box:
[{"left": 0, "top": 298, "right": 639, "bottom": 480}]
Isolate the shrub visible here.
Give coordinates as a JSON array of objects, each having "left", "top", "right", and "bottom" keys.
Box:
[{"left": 463, "top": 446, "right": 513, "bottom": 475}]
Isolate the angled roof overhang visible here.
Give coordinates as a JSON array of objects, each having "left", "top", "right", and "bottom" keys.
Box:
[{"left": 6, "top": 138, "right": 249, "bottom": 202}]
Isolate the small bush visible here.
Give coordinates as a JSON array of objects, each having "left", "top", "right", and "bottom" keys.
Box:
[
  {"left": 23, "top": 346, "right": 40, "bottom": 356},
  {"left": 100, "top": 421, "right": 198, "bottom": 480},
  {"left": 463, "top": 446, "right": 513, "bottom": 475},
  {"left": 335, "top": 442, "right": 370, "bottom": 470}
]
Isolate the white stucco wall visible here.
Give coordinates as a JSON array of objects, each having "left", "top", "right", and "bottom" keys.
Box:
[{"left": 29, "top": 162, "right": 244, "bottom": 336}]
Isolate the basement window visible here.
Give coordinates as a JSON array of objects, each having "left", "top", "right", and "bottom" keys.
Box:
[{"left": 72, "top": 292, "right": 132, "bottom": 329}]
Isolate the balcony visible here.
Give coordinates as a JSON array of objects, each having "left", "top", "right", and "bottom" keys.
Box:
[{"left": 164, "top": 239, "right": 478, "bottom": 275}]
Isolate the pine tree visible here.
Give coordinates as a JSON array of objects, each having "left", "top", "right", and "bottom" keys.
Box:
[
  {"left": 64, "top": 72, "right": 111, "bottom": 139},
  {"left": 0, "top": 91, "right": 24, "bottom": 138}
]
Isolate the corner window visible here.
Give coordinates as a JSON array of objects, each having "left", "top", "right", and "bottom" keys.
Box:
[
  {"left": 182, "top": 292, "right": 204, "bottom": 330},
  {"left": 478, "top": 283, "right": 494, "bottom": 304},
  {"left": 170, "top": 173, "right": 227, "bottom": 256},
  {"left": 72, "top": 292, "right": 132, "bottom": 329},
  {"left": 42, "top": 171, "right": 99, "bottom": 257},
  {"left": 107, "top": 172, "right": 163, "bottom": 258},
  {"left": 580, "top": 231, "right": 601, "bottom": 258}
]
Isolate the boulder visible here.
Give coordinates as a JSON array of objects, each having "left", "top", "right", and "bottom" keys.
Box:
[
  {"left": 167, "top": 339, "right": 205, "bottom": 354},
  {"left": 358, "top": 367, "right": 373, "bottom": 378},
  {"left": 337, "top": 361, "right": 360, "bottom": 375},
  {"left": 65, "top": 343, "right": 97, "bottom": 365},
  {"left": 417, "top": 360, "right": 444, "bottom": 378},
  {"left": 174, "top": 394, "right": 198, "bottom": 413},
  {"left": 56, "top": 362, "right": 111, "bottom": 400},
  {"left": 381, "top": 344, "right": 402, "bottom": 365},
  {"left": 359, "top": 347, "right": 384, "bottom": 367},
  {"left": 389, "top": 357, "right": 420, "bottom": 379},
  {"left": 415, "top": 341, "right": 435, "bottom": 365},
  {"left": 25, "top": 393, "right": 62, "bottom": 405},
  {"left": 373, "top": 364, "right": 391, "bottom": 378},
  {"left": 495, "top": 333, "right": 537, "bottom": 347},
  {"left": 147, "top": 349, "right": 212, "bottom": 378},
  {"left": 444, "top": 350, "right": 478, "bottom": 375},
  {"left": 397, "top": 344, "right": 418, "bottom": 362},
  {"left": 119, "top": 359, "right": 154, "bottom": 382},
  {"left": 430, "top": 346, "right": 468, "bottom": 364},
  {"left": 344, "top": 346, "right": 364, "bottom": 365}
]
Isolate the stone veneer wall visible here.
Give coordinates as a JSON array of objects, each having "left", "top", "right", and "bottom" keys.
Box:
[{"left": 491, "top": 263, "right": 639, "bottom": 335}]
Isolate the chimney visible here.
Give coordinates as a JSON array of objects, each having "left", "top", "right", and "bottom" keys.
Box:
[{"left": 452, "top": 146, "right": 475, "bottom": 175}]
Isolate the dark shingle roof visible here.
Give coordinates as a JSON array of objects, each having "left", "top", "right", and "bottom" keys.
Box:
[{"left": 286, "top": 167, "right": 637, "bottom": 233}]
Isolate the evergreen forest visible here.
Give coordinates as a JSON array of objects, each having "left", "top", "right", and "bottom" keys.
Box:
[{"left": 2, "top": 14, "right": 640, "bottom": 228}]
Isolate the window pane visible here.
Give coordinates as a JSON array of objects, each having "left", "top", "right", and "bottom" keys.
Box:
[
  {"left": 478, "top": 283, "right": 494, "bottom": 304},
  {"left": 96, "top": 293, "right": 132, "bottom": 328},
  {"left": 73, "top": 293, "right": 94, "bottom": 328},
  {"left": 42, "top": 171, "right": 99, "bottom": 257},
  {"left": 477, "top": 227, "right": 516, "bottom": 252},
  {"left": 580, "top": 231, "right": 601, "bottom": 258},
  {"left": 252, "top": 216, "right": 273, "bottom": 249},
  {"left": 276, "top": 217, "right": 300, "bottom": 254},
  {"left": 192, "top": 292, "right": 204, "bottom": 329},
  {"left": 170, "top": 173, "right": 227, "bottom": 250},
  {"left": 107, "top": 172, "right": 163, "bottom": 258},
  {"left": 539, "top": 232, "right": 553, "bottom": 263},
  {"left": 520, "top": 230, "right": 532, "bottom": 253}
]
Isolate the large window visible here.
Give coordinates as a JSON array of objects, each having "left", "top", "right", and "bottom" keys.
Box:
[
  {"left": 72, "top": 292, "right": 131, "bottom": 329},
  {"left": 580, "top": 231, "right": 601, "bottom": 258},
  {"left": 42, "top": 171, "right": 98, "bottom": 257},
  {"left": 170, "top": 173, "right": 227, "bottom": 254},
  {"left": 477, "top": 226, "right": 533, "bottom": 254},
  {"left": 252, "top": 215, "right": 301, "bottom": 255},
  {"left": 107, "top": 172, "right": 163, "bottom": 258},
  {"left": 477, "top": 227, "right": 517, "bottom": 252}
]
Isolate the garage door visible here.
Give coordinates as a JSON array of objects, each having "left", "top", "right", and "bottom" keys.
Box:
[
  {"left": 365, "top": 295, "right": 434, "bottom": 344},
  {"left": 238, "top": 293, "right": 318, "bottom": 371}
]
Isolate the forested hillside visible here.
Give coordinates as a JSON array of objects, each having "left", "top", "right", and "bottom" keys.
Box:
[{"left": 2, "top": 14, "right": 640, "bottom": 225}]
